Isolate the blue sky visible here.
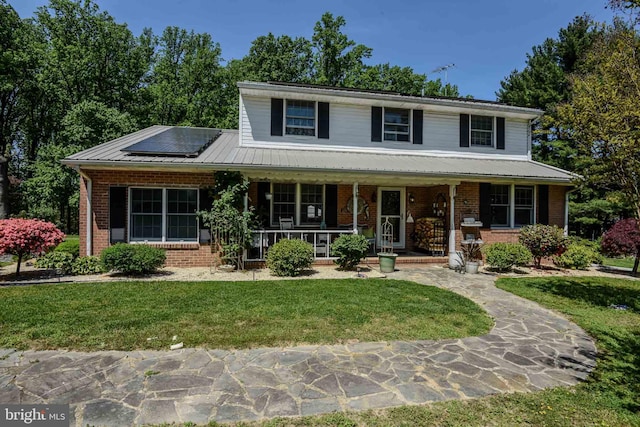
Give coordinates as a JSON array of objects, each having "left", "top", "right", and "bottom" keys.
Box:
[{"left": 13, "top": 0, "right": 616, "bottom": 100}]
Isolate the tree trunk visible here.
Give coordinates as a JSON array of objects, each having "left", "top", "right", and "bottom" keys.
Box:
[
  {"left": 0, "top": 156, "right": 9, "bottom": 219},
  {"left": 15, "top": 252, "right": 22, "bottom": 277},
  {"left": 634, "top": 249, "right": 640, "bottom": 276}
]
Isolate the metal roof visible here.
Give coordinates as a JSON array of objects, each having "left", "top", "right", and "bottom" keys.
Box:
[{"left": 63, "top": 125, "right": 574, "bottom": 183}]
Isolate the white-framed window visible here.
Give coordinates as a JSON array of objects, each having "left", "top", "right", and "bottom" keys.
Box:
[
  {"left": 514, "top": 186, "right": 534, "bottom": 227},
  {"left": 489, "top": 184, "right": 535, "bottom": 228},
  {"left": 285, "top": 100, "right": 315, "bottom": 136},
  {"left": 471, "top": 115, "right": 494, "bottom": 147},
  {"left": 384, "top": 107, "right": 410, "bottom": 142},
  {"left": 490, "top": 184, "right": 510, "bottom": 227},
  {"left": 129, "top": 187, "right": 198, "bottom": 242},
  {"left": 300, "top": 184, "right": 323, "bottom": 225},
  {"left": 271, "top": 183, "right": 325, "bottom": 227},
  {"left": 272, "top": 183, "right": 296, "bottom": 224}
]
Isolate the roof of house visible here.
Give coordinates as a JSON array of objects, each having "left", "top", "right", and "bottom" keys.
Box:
[
  {"left": 63, "top": 125, "right": 574, "bottom": 184},
  {"left": 238, "top": 81, "right": 543, "bottom": 119}
]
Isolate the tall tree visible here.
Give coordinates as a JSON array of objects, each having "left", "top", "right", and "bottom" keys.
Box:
[
  {"left": 147, "top": 26, "right": 224, "bottom": 127},
  {"left": 353, "top": 63, "right": 459, "bottom": 97},
  {"left": 242, "top": 33, "right": 312, "bottom": 83},
  {"left": 0, "top": 1, "right": 39, "bottom": 218},
  {"left": 557, "top": 23, "right": 640, "bottom": 220},
  {"left": 311, "top": 12, "right": 372, "bottom": 86}
]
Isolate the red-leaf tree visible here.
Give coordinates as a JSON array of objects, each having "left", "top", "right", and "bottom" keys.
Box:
[
  {"left": 601, "top": 218, "right": 640, "bottom": 274},
  {"left": 0, "top": 219, "right": 65, "bottom": 276}
]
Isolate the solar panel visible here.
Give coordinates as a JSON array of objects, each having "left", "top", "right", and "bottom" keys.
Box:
[{"left": 122, "top": 127, "right": 221, "bottom": 157}]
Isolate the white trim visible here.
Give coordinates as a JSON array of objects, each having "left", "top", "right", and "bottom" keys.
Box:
[
  {"left": 377, "top": 187, "right": 406, "bottom": 248},
  {"left": 86, "top": 177, "right": 92, "bottom": 256},
  {"left": 237, "top": 82, "right": 543, "bottom": 119},
  {"left": 239, "top": 94, "right": 244, "bottom": 147},
  {"left": 241, "top": 140, "right": 530, "bottom": 161},
  {"left": 382, "top": 107, "right": 412, "bottom": 143},
  {"left": 128, "top": 186, "right": 199, "bottom": 243},
  {"left": 284, "top": 99, "right": 317, "bottom": 138}
]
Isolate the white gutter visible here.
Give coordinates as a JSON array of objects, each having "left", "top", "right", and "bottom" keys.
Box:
[{"left": 78, "top": 169, "right": 92, "bottom": 256}]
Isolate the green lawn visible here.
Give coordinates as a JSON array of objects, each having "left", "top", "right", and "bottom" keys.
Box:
[
  {"left": 603, "top": 256, "right": 636, "bottom": 269},
  {"left": 201, "top": 276, "right": 640, "bottom": 427},
  {"left": 0, "top": 279, "right": 492, "bottom": 351}
]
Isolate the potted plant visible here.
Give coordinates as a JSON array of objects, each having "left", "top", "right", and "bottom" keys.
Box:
[
  {"left": 462, "top": 240, "right": 483, "bottom": 274},
  {"left": 378, "top": 219, "right": 398, "bottom": 273}
]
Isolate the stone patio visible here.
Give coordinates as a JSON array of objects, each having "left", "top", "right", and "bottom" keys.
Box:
[{"left": 0, "top": 267, "right": 597, "bottom": 425}]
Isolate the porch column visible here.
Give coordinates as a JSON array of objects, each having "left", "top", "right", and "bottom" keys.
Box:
[
  {"left": 448, "top": 184, "right": 459, "bottom": 268},
  {"left": 352, "top": 182, "right": 359, "bottom": 233}
]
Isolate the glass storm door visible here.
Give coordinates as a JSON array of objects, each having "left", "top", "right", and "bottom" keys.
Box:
[{"left": 377, "top": 187, "right": 405, "bottom": 248}]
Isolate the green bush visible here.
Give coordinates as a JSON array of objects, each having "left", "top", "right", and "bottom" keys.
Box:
[
  {"left": 519, "top": 224, "right": 569, "bottom": 268},
  {"left": 331, "top": 234, "right": 370, "bottom": 270},
  {"left": 554, "top": 244, "right": 603, "bottom": 270},
  {"left": 71, "top": 256, "right": 105, "bottom": 275},
  {"left": 266, "top": 239, "right": 314, "bottom": 276},
  {"left": 482, "top": 243, "right": 532, "bottom": 272},
  {"left": 101, "top": 243, "right": 166, "bottom": 275},
  {"left": 54, "top": 239, "right": 80, "bottom": 259},
  {"left": 35, "top": 251, "right": 75, "bottom": 274}
]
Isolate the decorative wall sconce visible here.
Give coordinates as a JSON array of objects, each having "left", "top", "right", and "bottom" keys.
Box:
[
  {"left": 406, "top": 211, "right": 415, "bottom": 223},
  {"left": 408, "top": 193, "right": 415, "bottom": 204},
  {"left": 265, "top": 191, "right": 272, "bottom": 201}
]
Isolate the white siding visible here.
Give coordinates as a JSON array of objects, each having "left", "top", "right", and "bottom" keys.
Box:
[{"left": 241, "top": 95, "right": 530, "bottom": 156}]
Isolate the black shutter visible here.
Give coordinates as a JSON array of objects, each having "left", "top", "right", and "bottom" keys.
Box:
[
  {"left": 538, "top": 185, "right": 549, "bottom": 225},
  {"left": 479, "top": 183, "right": 492, "bottom": 228},
  {"left": 325, "top": 184, "right": 338, "bottom": 228},
  {"left": 318, "top": 102, "right": 330, "bottom": 139},
  {"left": 199, "top": 187, "right": 214, "bottom": 211},
  {"left": 460, "top": 114, "right": 470, "bottom": 147},
  {"left": 271, "top": 98, "right": 283, "bottom": 136},
  {"left": 371, "top": 107, "right": 382, "bottom": 142},
  {"left": 412, "top": 109, "right": 423, "bottom": 144},
  {"left": 257, "top": 182, "right": 271, "bottom": 227},
  {"left": 496, "top": 117, "right": 505, "bottom": 150},
  {"left": 109, "top": 186, "right": 126, "bottom": 243}
]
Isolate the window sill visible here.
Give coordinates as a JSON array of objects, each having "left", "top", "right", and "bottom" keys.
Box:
[
  {"left": 488, "top": 228, "right": 521, "bottom": 232},
  {"left": 129, "top": 241, "right": 201, "bottom": 249}
]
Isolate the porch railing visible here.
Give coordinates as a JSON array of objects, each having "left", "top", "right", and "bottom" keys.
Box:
[{"left": 246, "top": 229, "right": 356, "bottom": 261}]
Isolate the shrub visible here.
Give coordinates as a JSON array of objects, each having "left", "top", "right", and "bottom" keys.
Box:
[
  {"left": 519, "top": 224, "right": 568, "bottom": 268},
  {"left": 330, "top": 234, "right": 370, "bottom": 270},
  {"left": 554, "top": 244, "right": 602, "bottom": 270},
  {"left": 35, "top": 251, "right": 75, "bottom": 274},
  {"left": 601, "top": 218, "right": 640, "bottom": 273},
  {"left": 0, "top": 218, "right": 65, "bottom": 276},
  {"left": 266, "top": 239, "right": 313, "bottom": 276},
  {"left": 54, "top": 239, "right": 80, "bottom": 258},
  {"left": 101, "top": 243, "right": 166, "bottom": 275},
  {"left": 482, "top": 243, "right": 532, "bottom": 272},
  {"left": 71, "top": 256, "right": 105, "bottom": 275}
]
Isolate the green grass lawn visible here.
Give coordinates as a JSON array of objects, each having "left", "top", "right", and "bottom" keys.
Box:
[
  {"left": 603, "top": 256, "right": 636, "bottom": 269},
  {"left": 0, "top": 279, "right": 492, "bottom": 351},
  {"left": 202, "top": 276, "right": 639, "bottom": 427}
]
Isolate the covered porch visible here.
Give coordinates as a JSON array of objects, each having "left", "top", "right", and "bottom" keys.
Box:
[{"left": 243, "top": 170, "right": 462, "bottom": 263}]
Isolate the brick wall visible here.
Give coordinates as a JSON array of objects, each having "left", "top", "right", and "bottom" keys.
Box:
[{"left": 80, "top": 169, "right": 215, "bottom": 267}]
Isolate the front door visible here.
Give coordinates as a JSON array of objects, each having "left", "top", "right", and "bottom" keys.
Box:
[{"left": 377, "top": 187, "right": 405, "bottom": 249}]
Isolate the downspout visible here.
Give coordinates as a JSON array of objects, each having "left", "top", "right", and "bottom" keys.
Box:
[
  {"left": 78, "top": 169, "right": 92, "bottom": 256},
  {"left": 564, "top": 188, "right": 577, "bottom": 236}
]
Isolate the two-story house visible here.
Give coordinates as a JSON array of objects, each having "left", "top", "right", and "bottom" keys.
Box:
[{"left": 63, "top": 81, "right": 574, "bottom": 267}]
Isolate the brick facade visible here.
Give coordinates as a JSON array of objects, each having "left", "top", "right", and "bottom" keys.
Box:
[{"left": 80, "top": 170, "right": 568, "bottom": 267}]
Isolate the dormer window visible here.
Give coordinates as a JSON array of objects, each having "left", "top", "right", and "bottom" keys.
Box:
[
  {"left": 384, "top": 108, "right": 410, "bottom": 142},
  {"left": 286, "top": 100, "right": 315, "bottom": 136},
  {"left": 470, "top": 115, "right": 494, "bottom": 147}
]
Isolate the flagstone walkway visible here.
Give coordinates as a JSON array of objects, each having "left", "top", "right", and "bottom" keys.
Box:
[{"left": 0, "top": 267, "right": 597, "bottom": 426}]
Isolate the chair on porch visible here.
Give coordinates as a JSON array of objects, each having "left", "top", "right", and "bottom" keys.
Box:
[{"left": 279, "top": 217, "right": 294, "bottom": 230}]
